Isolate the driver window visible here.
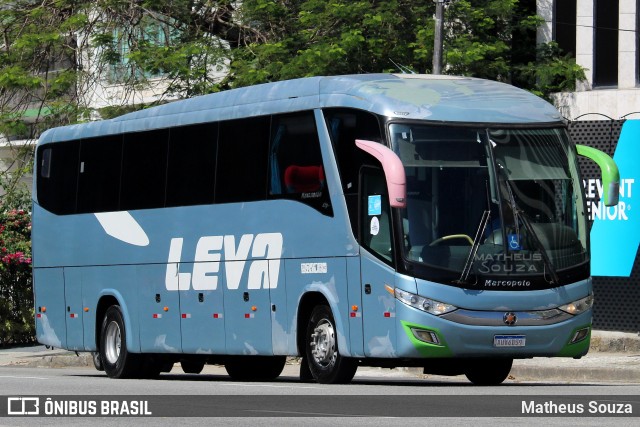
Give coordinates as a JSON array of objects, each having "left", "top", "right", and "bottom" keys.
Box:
[{"left": 360, "top": 167, "right": 393, "bottom": 264}]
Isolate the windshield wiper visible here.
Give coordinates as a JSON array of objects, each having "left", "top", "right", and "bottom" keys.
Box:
[
  {"left": 455, "top": 209, "right": 491, "bottom": 285},
  {"left": 497, "top": 162, "right": 560, "bottom": 285},
  {"left": 516, "top": 207, "right": 561, "bottom": 285}
]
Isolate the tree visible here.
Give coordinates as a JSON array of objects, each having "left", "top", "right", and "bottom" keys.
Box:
[
  {"left": 227, "top": 0, "right": 434, "bottom": 86},
  {"left": 0, "top": 0, "right": 584, "bottom": 137},
  {"left": 229, "top": 0, "right": 585, "bottom": 99}
]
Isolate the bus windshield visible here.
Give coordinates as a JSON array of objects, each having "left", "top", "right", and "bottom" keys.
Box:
[{"left": 390, "top": 123, "right": 588, "bottom": 286}]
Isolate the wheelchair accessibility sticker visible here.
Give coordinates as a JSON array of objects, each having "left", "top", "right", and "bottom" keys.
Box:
[{"left": 508, "top": 234, "right": 522, "bottom": 251}]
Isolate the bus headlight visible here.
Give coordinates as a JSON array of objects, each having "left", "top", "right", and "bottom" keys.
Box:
[
  {"left": 394, "top": 288, "right": 457, "bottom": 315},
  {"left": 559, "top": 294, "right": 594, "bottom": 315}
]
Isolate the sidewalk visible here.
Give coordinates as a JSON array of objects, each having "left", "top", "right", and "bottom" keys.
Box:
[{"left": 1, "top": 330, "right": 638, "bottom": 383}]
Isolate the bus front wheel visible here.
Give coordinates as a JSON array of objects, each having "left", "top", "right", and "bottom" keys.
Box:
[
  {"left": 464, "top": 358, "right": 513, "bottom": 385},
  {"left": 100, "top": 305, "right": 140, "bottom": 379},
  {"left": 305, "top": 305, "right": 357, "bottom": 384}
]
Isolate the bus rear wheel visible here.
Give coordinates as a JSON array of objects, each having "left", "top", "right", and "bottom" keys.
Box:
[
  {"left": 100, "top": 305, "right": 141, "bottom": 379},
  {"left": 305, "top": 305, "right": 357, "bottom": 384},
  {"left": 465, "top": 358, "right": 513, "bottom": 385},
  {"left": 224, "top": 356, "right": 286, "bottom": 381}
]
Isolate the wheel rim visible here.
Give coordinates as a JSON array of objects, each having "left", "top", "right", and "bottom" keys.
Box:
[
  {"left": 310, "top": 318, "right": 337, "bottom": 368},
  {"left": 104, "top": 320, "right": 121, "bottom": 365}
]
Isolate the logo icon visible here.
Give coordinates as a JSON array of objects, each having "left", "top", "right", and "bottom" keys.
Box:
[
  {"left": 7, "top": 397, "right": 40, "bottom": 415},
  {"left": 503, "top": 312, "right": 517, "bottom": 326}
]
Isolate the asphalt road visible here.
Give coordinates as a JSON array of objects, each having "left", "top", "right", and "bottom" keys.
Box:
[{"left": 0, "top": 364, "right": 639, "bottom": 426}]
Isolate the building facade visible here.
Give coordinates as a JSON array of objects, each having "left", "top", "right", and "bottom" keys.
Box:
[
  {"left": 538, "top": 0, "right": 640, "bottom": 120},
  {"left": 538, "top": 0, "right": 640, "bottom": 333}
]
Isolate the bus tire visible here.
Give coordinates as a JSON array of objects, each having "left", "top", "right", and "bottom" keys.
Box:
[
  {"left": 100, "top": 305, "right": 141, "bottom": 379},
  {"left": 92, "top": 351, "right": 104, "bottom": 371},
  {"left": 225, "top": 356, "right": 286, "bottom": 381},
  {"left": 305, "top": 305, "right": 357, "bottom": 384},
  {"left": 465, "top": 358, "right": 513, "bottom": 385},
  {"left": 181, "top": 359, "right": 205, "bottom": 374}
]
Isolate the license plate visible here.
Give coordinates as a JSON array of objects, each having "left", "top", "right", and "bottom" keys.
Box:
[{"left": 494, "top": 335, "right": 526, "bottom": 347}]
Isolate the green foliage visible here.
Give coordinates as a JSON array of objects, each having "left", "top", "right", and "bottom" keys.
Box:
[
  {"left": 229, "top": 0, "right": 432, "bottom": 87},
  {"left": 514, "top": 42, "right": 587, "bottom": 100},
  {"left": 0, "top": 207, "right": 33, "bottom": 346},
  {"left": 228, "top": 0, "right": 584, "bottom": 98},
  {"left": 0, "top": 0, "right": 585, "bottom": 134}
]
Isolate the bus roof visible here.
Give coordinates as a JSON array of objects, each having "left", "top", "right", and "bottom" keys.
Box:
[{"left": 39, "top": 74, "right": 563, "bottom": 144}]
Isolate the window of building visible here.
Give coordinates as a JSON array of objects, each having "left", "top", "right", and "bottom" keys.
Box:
[
  {"left": 594, "top": 0, "right": 619, "bottom": 87},
  {"left": 108, "top": 20, "right": 177, "bottom": 83},
  {"left": 555, "top": 0, "right": 576, "bottom": 57}
]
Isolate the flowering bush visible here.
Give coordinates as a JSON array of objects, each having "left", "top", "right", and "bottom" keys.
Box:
[{"left": 0, "top": 208, "right": 34, "bottom": 345}]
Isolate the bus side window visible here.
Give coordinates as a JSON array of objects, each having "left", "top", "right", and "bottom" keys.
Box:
[
  {"left": 269, "top": 112, "right": 332, "bottom": 216},
  {"left": 77, "top": 135, "right": 123, "bottom": 214},
  {"left": 216, "top": 116, "right": 270, "bottom": 204},
  {"left": 166, "top": 123, "right": 217, "bottom": 207},
  {"left": 36, "top": 141, "right": 80, "bottom": 215},
  {"left": 324, "top": 109, "right": 382, "bottom": 193},
  {"left": 360, "top": 167, "right": 394, "bottom": 265},
  {"left": 323, "top": 108, "right": 383, "bottom": 237},
  {"left": 120, "top": 129, "right": 169, "bottom": 211}
]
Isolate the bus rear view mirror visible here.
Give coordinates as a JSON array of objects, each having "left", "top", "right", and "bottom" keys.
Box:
[
  {"left": 355, "top": 139, "right": 406, "bottom": 208},
  {"left": 576, "top": 145, "right": 620, "bottom": 206}
]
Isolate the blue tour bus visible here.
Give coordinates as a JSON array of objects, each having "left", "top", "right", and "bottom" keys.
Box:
[{"left": 32, "top": 74, "right": 619, "bottom": 384}]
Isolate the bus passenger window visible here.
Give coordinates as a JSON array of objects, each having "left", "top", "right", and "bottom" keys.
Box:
[
  {"left": 269, "top": 112, "right": 332, "bottom": 216},
  {"left": 216, "top": 117, "right": 270, "bottom": 204},
  {"left": 323, "top": 108, "right": 382, "bottom": 194},
  {"left": 77, "top": 135, "right": 122, "bottom": 214},
  {"left": 121, "top": 129, "right": 169, "bottom": 211},
  {"left": 166, "top": 123, "right": 217, "bottom": 207},
  {"left": 36, "top": 141, "right": 80, "bottom": 215}
]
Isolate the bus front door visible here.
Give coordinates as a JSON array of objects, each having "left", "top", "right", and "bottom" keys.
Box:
[
  {"left": 361, "top": 250, "right": 397, "bottom": 357},
  {"left": 360, "top": 167, "right": 398, "bottom": 357}
]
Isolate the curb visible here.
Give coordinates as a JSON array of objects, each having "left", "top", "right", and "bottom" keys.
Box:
[
  {"left": 590, "top": 331, "right": 640, "bottom": 353},
  {"left": 509, "top": 364, "right": 640, "bottom": 383},
  {"left": 36, "top": 353, "right": 94, "bottom": 369}
]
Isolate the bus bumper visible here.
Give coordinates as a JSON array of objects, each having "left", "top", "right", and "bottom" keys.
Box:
[{"left": 395, "top": 303, "right": 592, "bottom": 359}]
